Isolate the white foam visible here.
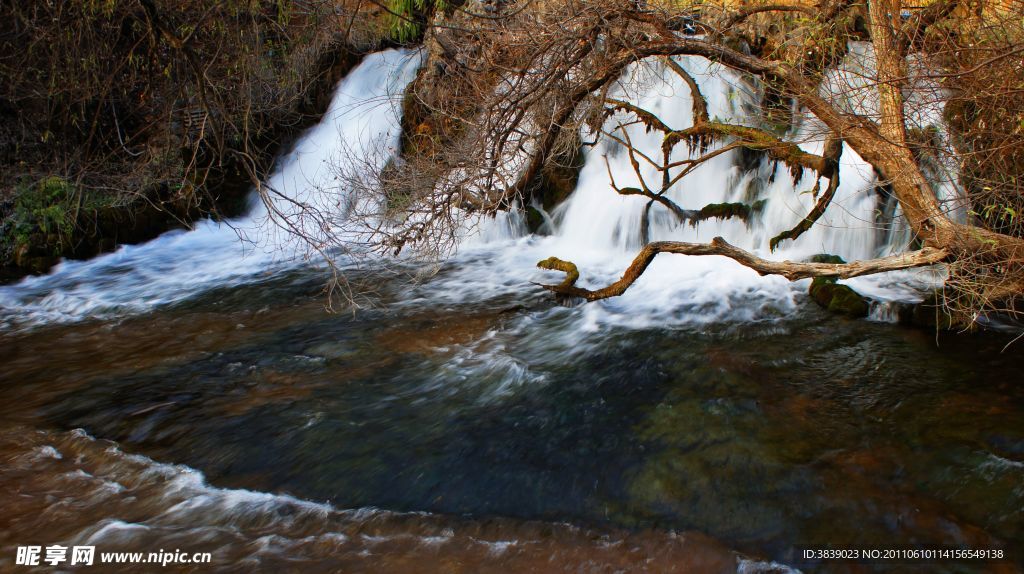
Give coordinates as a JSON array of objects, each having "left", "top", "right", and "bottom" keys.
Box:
[
  {"left": 421, "top": 48, "right": 946, "bottom": 332},
  {"left": 0, "top": 50, "right": 421, "bottom": 330},
  {"left": 0, "top": 45, "right": 950, "bottom": 334}
]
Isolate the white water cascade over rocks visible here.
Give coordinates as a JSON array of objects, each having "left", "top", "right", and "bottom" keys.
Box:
[
  {"left": 0, "top": 50, "right": 420, "bottom": 328},
  {"left": 0, "top": 46, "right": 949, "bottom": 331},
  {"left": 445, "top": 48, "right": 950, "bottom": 329},
  {"left": 4, "top": 41, "right": 1023, "bottom": 574}
]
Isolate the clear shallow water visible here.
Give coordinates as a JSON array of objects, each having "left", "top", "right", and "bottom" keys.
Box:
[{"left": 1, "top": 48, "right": 1023, "bottom": 573}]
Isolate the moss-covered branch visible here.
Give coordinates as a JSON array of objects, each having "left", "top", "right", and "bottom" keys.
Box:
[
  {"left": 664, "top": 122, "right": 829, "bottom": 181},
  {"left": 692, "top": 201, "right": 767, "bottom": 227},
  {"left": 604, "top": 98, "right": 673, "bottom": 133},
  {"left": 536, "top": 256, "right": 580, "bottom": 289},
  {"left": 768, "top": 135, "right": 843, "bottom": 250}
]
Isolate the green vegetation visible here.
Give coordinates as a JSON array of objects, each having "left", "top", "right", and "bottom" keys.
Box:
[
  {"left": 805, "top": 255, "right": 869, "bottom": 317},
  {"left": 693, "top": 200, "right": 767, "bottom": 227},
  {"left": 7, "top": 177, "right": 76, "bottom": 254},
  {"left": 809, "top": 277, "right": 870, "bottom": 318},
  {"left": 386, "top": 0, "right": 448, "bottom": 42},
  {"left": 0, "top": 0, "right": 390, "bottom": 273}
]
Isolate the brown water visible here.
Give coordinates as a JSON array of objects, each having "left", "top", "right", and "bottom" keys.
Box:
[{"left": 1, "top": 265, "right": 1023, "bottom": 573}]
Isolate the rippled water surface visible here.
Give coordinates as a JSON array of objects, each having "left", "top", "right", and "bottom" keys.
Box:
[{"left": 2, "top": 258, "right": 1023, "bottom": 572}]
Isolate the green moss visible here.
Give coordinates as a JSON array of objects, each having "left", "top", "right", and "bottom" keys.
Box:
[
  {"left": 691, "top": 200, "right": 766, "bottom": 227},
  {"left": 6, "top": 175, "right": 77, "bottom": 258},
  {"left": 808, "top": 276, "right": 837, "bottom": 306},
  {"left": 808, "top": 253, "right": 846, "bottom": 265},
  {"left": 386, "top": 0, "right": 447, "bottom": 43},
  {"left": 827, "top": 284, "right": 869, "bottom": 317},
  {"left": 536, "top": 256, "right": 579, "bottom": 287},
  {"left": 809, "top": 275, "right": 868, "bottom": 318},
  {"left": 698, "top": 201, "right": 751, "bottom": 220}
]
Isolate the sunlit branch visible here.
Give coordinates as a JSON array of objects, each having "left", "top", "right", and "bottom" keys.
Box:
[{"left": 537, "top": 239, "right": 949, "bottom": 301}]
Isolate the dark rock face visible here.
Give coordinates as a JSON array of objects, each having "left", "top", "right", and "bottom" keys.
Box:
[
  {"left": 524, "top": 132, "right": 586, "bottom": 233},
  {"left": 906, "top": 290, "right": 959, "bottom": 330}
]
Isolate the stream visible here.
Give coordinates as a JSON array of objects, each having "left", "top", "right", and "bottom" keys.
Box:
[{"left": 1, "top": 49, "right": 1022, "bottom": 573}]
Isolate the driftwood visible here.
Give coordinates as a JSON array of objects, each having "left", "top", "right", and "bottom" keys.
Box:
[{"left": 538, "top": 238, "right": 949, "bottom": 301}]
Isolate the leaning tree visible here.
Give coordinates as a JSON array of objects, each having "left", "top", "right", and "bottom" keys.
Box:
[{"left": 356, "top": 0, "right": 1024, "bottom": 324}]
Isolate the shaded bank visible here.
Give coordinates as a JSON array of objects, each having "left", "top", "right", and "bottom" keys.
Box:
[{"left": 0, "top": 1, "right": 400, "bottom": 278}]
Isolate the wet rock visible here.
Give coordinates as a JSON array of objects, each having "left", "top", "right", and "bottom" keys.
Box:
[
  {"left": 525, "top": 205, "right": 545, "bottom": 233},
  {"left": 827, "top": 283, "right": 870, "bottom": 317},
  {"left": 375, "top": 313, "right": 497, "bottom": 355},
  {"left": 805, "top": 254, "right": 869, "bottom": 317},
  {"left": 984, "top": 433, "right": 1024, "bottom": 463},
  {"left": 809, "top": 277, "right": 869, "bottom": 318},
  {"left": 11, "top": 242, "right": 30, "bottom": 268},
  {"left": 532, "top": 135, "right": 585, "bottom": 212},
  {"left": 905, "top": 290, "right": 959, "bottom": 330}
]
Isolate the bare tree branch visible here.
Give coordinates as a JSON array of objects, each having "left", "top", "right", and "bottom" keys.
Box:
[
  {"left": 537, "top": 239, "right": 949, "bottom": 301},
  {"left": 661, "top": 57, "right": 709, "bottom": 125},
  {"left": 720, "top": 3, "right": 818, "bottom": 30}
]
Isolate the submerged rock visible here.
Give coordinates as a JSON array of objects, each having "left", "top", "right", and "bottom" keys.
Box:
[{"left": 304, "top": 341, "right": 356, "bottom": 361}]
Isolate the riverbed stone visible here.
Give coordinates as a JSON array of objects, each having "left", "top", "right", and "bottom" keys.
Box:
[
  {"left": 805, "top": 254, "right": 869, "bottom": 317},
  {"left": 303, "top": 341, "right": 355, "bottom": 361},
  {"left": 809, "top": 277, "right": 869, "bottom": 317}
]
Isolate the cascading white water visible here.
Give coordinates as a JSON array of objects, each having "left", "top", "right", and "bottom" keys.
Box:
[
  {"left": 1, "top": 44, "right": 950, "bottom": 331},
  {"left": 0, "top": 50, "right": 420, "bottom": 328},
  {"left": 555, "top": 56, "right": 888, "bottom": 261},
  {"left": 436, "top": 49, "right": 949, "bottom": 329}
]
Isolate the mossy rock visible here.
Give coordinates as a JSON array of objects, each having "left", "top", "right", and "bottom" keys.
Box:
[
  {"left": 12, "top": 240, "right": 59, "bottom": 272},
  {"left": 806, "top": 254, "right": 869, "bottom": 317},
  {"left": 809, "top": 276, "right": 869, "bottom": 318},
  {"left": 826, "top": 283, "right": 870, "bottom": 317},
  {"left": 808, "top": 253, "right": 846, "bottom": 265},
  {"left": 532, "top": 133, "right": 585, "bottom": 213}
]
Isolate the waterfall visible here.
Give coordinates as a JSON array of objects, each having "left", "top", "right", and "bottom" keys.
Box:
[
  {"left": 0, "top": 50, "right": 420, "bottom": 329},
  {"left": 0, "top": 45, "right": 947, "bottom": 330},
  {"left": 553, "top": 56, "right": 889, "bottom": 262},
  {"left": 482, "top": 53, "right": 944, "bottom": 323},
  {"left": 423, "top": 48, "right": 949, "bottom": 329}
]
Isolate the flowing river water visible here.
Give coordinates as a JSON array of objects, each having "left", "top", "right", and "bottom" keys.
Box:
[{"left": 1, "top": 50, "right": 1023, "bottom": 573}]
